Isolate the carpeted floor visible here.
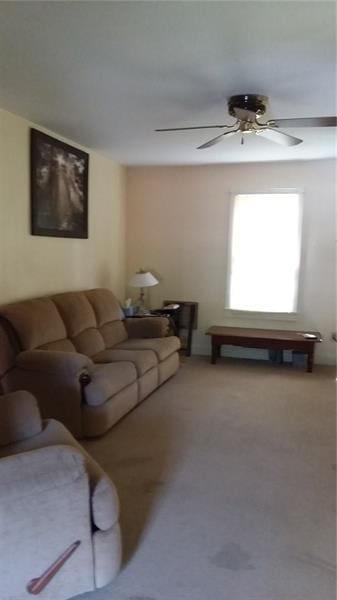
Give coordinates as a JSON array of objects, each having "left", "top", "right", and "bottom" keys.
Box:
[{"left": 76, "top": 357, "right": 336, "bottom": 600}]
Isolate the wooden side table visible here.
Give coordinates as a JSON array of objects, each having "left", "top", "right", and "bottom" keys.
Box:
[{"left": 161, "top": 301, "right": 198, "bottom": 356}]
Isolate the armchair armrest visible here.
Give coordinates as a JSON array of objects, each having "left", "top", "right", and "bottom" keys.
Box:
[
  {"left": 0, "top": 390, "right": 42, "bottom": 446},
  {"left": 124, "top": 316, "right": 169, "bottom": 339},
  {"left": 16, "top": 349, "right": 93, "bottom": 377}
]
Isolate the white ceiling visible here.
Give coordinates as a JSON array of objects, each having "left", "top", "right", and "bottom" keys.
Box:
[{"left": 0, "top": 1, "right": 336, "bottom": 165}]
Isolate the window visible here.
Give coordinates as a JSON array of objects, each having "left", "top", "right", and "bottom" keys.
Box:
[{"left": 227, "top": 192, "right": 302, "bottom": 313}]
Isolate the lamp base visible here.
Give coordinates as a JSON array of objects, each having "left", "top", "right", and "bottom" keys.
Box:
[
  {"left": 136, "top": 306, "right": 151, "bottom": 316},
  {"left": 136, "top": 288, "right": 150, "bottom": 315}
]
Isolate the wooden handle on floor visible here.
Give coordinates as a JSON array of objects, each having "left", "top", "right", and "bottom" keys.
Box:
[{"left": 27, "top": 540, "right": 81, "bottom": 595}]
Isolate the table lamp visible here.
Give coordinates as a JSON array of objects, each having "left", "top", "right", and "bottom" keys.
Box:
[{"left": 128, "top": 269, "right": 159, "bottom": 314}]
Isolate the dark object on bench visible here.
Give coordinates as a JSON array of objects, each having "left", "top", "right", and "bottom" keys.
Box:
[{"left": 206, "top": 326, "right": 322, "bottom": 372}]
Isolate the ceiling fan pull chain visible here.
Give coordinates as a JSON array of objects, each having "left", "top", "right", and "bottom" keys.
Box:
[{"left": 241, "top": 135, "right": 244, "bottom": 145}]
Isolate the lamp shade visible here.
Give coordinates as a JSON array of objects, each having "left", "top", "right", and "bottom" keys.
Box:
[{"left": 128, "top": 271, "right": 159, "bottom": 288}]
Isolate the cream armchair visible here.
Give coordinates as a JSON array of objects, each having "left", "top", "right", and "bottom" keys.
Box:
[{"left": 0, "top": 390, "right": 121, "bottom": 600}]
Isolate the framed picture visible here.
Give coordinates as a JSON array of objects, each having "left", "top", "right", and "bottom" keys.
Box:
[{"left": 30, "top": 129, "right": 89, "bottom": 238}]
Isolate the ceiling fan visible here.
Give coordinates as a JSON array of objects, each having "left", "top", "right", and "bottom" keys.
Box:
[{"left": 155, "top": 94, "right": 337, "bottom": 149}]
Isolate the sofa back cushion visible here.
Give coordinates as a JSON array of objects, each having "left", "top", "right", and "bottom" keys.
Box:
[
  {"left": 53, "top": 292, "right": 96, "bottom": 337},
  {"left": 85, "top": 289, "right": 124, "bottom": 324},
  {"left": 85, "top": 289, "right": 127, "bottom": 347},
  {"left": 53, "top": 292, "right": 105, "bottom": 357},
  {"left": 0, "top": 298, "right": 68, "bottom": 350},
  {"left": 99, "top": 321, "right": 128, "bottom": 348},
  {"left": 0, "top": 289, "right": 127, "bottom": 363}
]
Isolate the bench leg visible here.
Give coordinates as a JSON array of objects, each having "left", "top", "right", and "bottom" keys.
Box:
[
  {"left": 211, "top": 341, "right": 220, "bottom": 364},
  {"left": 307, "top": 346, "right": 315, "bottom": 373}
]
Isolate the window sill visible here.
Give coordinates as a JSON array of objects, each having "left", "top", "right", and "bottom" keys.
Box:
[{"left": 224, "top": 308, "right": 299, "bottom": 322}]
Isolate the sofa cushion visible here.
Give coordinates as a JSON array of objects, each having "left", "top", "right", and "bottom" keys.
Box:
[
  {"left": 93, "top": 348, "right": 157, "bottom": 376},
  {"left": 115, "top": 336, "right": 181, "bottom": 361},
  {"left": 85, "top": 289, "right": 127, "bottom": 348},
  {"left": 39, "top": 339, "right": 76, "bottom": 352},
  {"left": 85, "top": 289, "right": 124, "bottom": 326},
  {"left": 52, "top": 293, "right": 106, "bottom": 356},
  {"left": 84, "top": 363, "right": 137, "bottom": 407},
  {"left": 100, "top": 321, "right": 127, "bottom": 348},
  {"left": 72, "top": 328, "right": 105, "bottom": 357},
  {"left": 0, "top": 298, "right": 67, "bottom": 350},
  {"left": 53, "top": 292, "right": 97, "bottom": 337}
]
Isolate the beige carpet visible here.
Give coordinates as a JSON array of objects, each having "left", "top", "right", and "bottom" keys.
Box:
[{"left": 77, "top": 357, "right": 336, "bottom": 600}]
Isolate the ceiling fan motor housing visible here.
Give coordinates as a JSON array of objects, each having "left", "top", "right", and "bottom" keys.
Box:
[{"left": 228, "top": 94, "right": 268, "bottom": 118}]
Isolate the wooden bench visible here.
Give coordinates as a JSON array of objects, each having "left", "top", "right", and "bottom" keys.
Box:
[{"left": 206, "top": 326, "right": 322, "bottom": 372}]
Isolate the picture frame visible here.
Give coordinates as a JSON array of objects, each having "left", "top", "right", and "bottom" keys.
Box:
[{"left": 30, "top": 128, "right": 89, "bottom": 238}]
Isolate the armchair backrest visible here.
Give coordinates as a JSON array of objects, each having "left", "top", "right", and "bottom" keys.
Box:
[
  {"left": 0, "top": 390, "right": 42, "bottom": 446},
  {"left": 0, "top": 318, "right": 20, "bottom": 392}
]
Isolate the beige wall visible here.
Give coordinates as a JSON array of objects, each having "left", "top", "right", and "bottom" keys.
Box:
[
  {"left": 126, "top": 160, "right": 336, "bottom": 364},
  {"left": 0, "top": 110, "right": 126, "bottom": 304}
]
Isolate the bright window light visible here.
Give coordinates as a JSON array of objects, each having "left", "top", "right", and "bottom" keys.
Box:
[{"left": 228, "top": 193, "right": 302, "bottom": 313}]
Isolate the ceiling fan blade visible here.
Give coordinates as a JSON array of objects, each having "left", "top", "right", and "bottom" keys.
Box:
[
  {"left": 197, "top": 130, "right": 239, "bottom": 150},
  {"left": 155, "top": 124, "right": 228, "bottom": 132},
  {"left": 257, "top": 128, "right": 303, "bottom": 146},
  {"left": 270, "top": 116, "right": 337, "bottom": 128}
]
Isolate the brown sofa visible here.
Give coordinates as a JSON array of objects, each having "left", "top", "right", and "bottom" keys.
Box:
[{"left": 0, "top": 289, "right": 180, "bottom": 438}]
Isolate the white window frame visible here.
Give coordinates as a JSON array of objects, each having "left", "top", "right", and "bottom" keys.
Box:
[{"left": 224, "top": 188, "right": 304, "bottom": 321}]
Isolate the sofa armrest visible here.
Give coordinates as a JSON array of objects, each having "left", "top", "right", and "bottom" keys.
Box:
[
  {"left": 124, "top": 316, "right": 169, "bottom": 339},
  {"left": 0, "top": 390, "right": 42, "bottom": 447},
  {"left": 16, "top": 350, "right": 93, "bottom": 377},
  {"left": 3, "top": 352, "right": 94, "bottom": 439},
  {"left": 0, "top": 445, "right": 86, "bottom": 501}
]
